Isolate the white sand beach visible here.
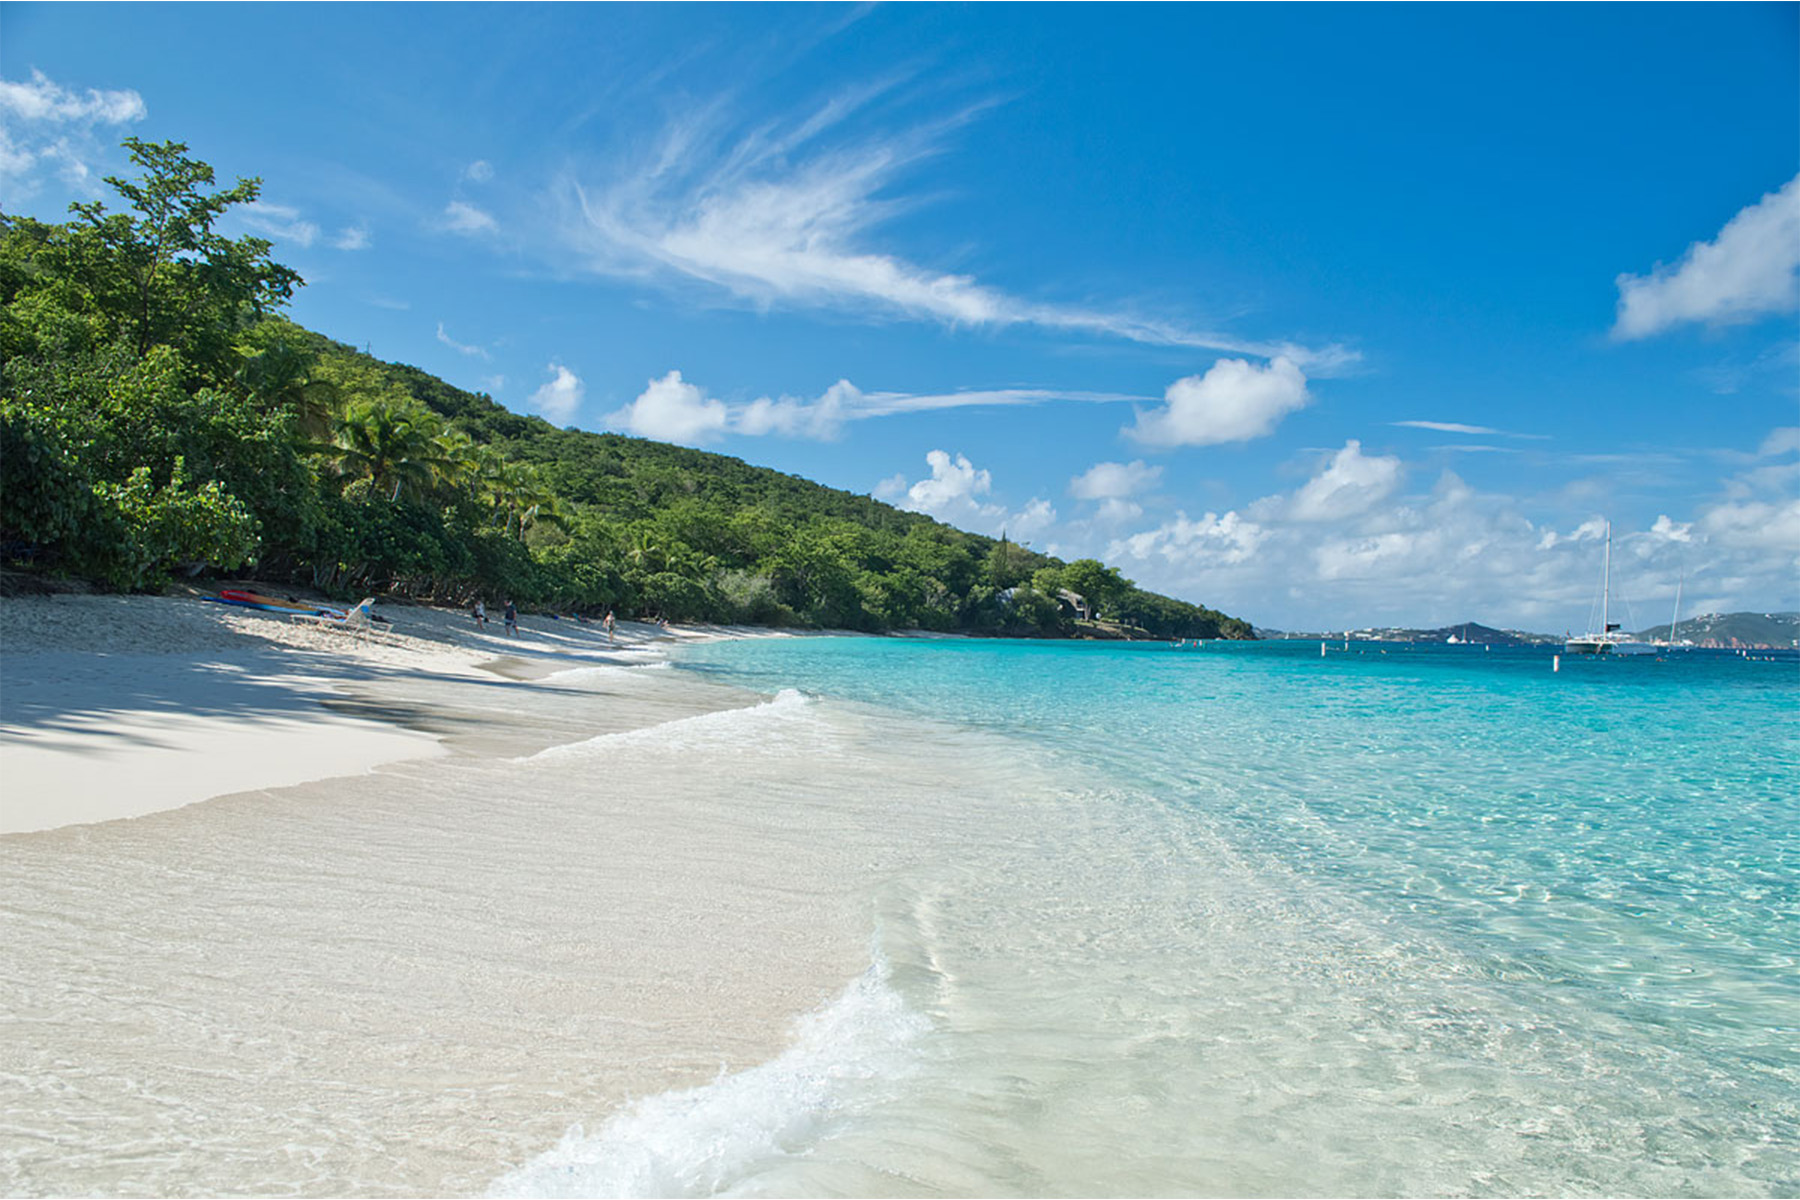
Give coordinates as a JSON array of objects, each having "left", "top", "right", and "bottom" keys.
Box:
[
  {"left": 0, "top": 592, "right": 957, "bottom": 1196},
  {"left": 0, "top": 592, "right": 756, "bottom": 834}
]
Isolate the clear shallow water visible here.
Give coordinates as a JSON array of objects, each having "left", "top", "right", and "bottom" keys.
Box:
[
  {"left": 2, "top": 662, "right": 1049, "bottom": 1197},
  {"left": 504, "top": 638, "right": 1800, "bottom": 1197}
]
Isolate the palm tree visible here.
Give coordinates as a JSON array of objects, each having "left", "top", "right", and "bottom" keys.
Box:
[
  {"left": 237, "top": 340, "right": 339, "bottom": 439},
  {"left": 468, "top": 453, "right": 568, "bottom": 540},
  {"left": 328, "top": 398, "right": 455, "bottom": 502}
]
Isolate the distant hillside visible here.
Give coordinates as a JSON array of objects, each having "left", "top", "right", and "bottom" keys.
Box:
[
  {"left": 0, "top": 138, "right": 1253, "bottom": 640},
  {"left": 292, "top": 328, "right": 1253, "bottom": 639},
  {"left": 1260, "top": 612, "right": 1799, "bottom": 648},
  {"left": 1256, "top": 621, "right": 1556, "bottom": 645},
  {"left": 1634, "top": 612, "right": 1800, "bottom": 648}
]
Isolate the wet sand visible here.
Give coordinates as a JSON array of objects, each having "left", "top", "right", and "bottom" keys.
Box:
[{"left": 0, "top": 593, "right": 915, "bottom": 1195}]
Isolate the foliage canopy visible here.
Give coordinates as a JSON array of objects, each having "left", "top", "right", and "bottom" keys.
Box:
[{"left": 0, "top": 139, "right": 1252, "bottom": 640}]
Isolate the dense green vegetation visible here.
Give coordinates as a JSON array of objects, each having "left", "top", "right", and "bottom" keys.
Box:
[{"left": 1, "top": 139, "right": 1252, "bottom": 640}]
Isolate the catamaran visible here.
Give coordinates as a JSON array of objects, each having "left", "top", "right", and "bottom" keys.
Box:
[{"left": 1566, "top": 521, "right": 1656, "bottom": 656}]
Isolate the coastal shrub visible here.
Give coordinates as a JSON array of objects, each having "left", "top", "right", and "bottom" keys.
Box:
[
  {"left": 636, "top": 570, "right": 713, "bottom": 622},
  {"left": 1003, "top": 586, "right": 1069, "bottom": 636},
  {"left": 87, "top": 458, "right": 260, "bottom": 590},
  {"left": 0, "top": 399, "right": 99, "bottom": 558},
  {"left": 713, "top": 568, "right": 792, "bottom": 625}
]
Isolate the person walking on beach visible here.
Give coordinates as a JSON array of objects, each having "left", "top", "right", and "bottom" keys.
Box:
[
  {"left": 604, "top": 610, "right": 615, "bottom": 644},
  {"left": 503, "top": 598, "right": 518, "bottom": 636},
  {"left": 472, "top": 599, "right": 487, "bottom": 628}
]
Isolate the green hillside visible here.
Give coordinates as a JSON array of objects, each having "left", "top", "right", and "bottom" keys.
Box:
[
  {"left": 1633, "top": 612, "right": 1800, "bottom": 648},
  {"left": 0, "top": 138, "right": 1251, "bottom": 641}
]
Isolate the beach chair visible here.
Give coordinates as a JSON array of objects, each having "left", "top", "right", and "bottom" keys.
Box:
[{"left": 290, "top": 597, "right": 384, "bottom": 636}]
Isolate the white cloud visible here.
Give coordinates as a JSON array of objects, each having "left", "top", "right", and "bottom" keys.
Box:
[
  {"left": 736, "top": 379, "right": 860, "bottom": 440},
  {"left": 1010, "top": 497, "right": 1058, "bottom": 539},
  {"left": 1070, "top": 460, "right": 1162, "bottom": 501},
  {"left": 606, "top": 369, "right": 728, "bottom": 444},
  {"left": 442, "top": 200, "right": 498, "bottom": 236},
  {"left": 0, "top": 69, "right": 145, "bottom": 124},
  {"left": 558, "top": 96, "right": 1350, "bottom": 369},
  {"left": 883, "top": 450, "right": 1055, "bottom": 539},
  {"left": 1127, "top": 356, "right": 1310, "bottom": 447},
  {"left": 873, "top": 472, "right": 909, "bottom": 502},
  {"left": 333, "top": 224, "right": 372, "bottom": 251},
  {"left": 1535, "top": 517, "right": 1608, "bottom": 551},
  {"left": 436, "top": 322, "right": 490, "bottom": 360},
  {"left": 591, "top": 372, "right": 1152, "bottom": 444},
  {"left": 1613, "top": 174, "right": 1800, "bottom": 339},
  {"left": 529, "top": 362, "right": 585, "bottom": 424},
  {"left": 1097, "top": 451, "right": 1800, "bottom": 634},
  {"left": 0, "top": 69, "right": 145, "bottom": 197},
  {"left": 1111, "top": 510, "right": 1267, "bottom": 568},
  {"left": 850, "top": 386, "right": 1148, "bottom": 418},
  {"left": 463, "top": 160, "right": 494, "bottom": 183},
  {"left": 1036, "top": 419, "right": 1800, "bottom": 632},
  {"left": 1284, "top": 440, "right": 1403, "bottom": 522},
  {"left": 1392, "top": 420, "right": 1500, "bottom": 435},
  {"left": 1094, "top": 497, "right": 1144, "bottom": 524},
  {"left": 1758, "top": 426, "right": 1800, "bottom": 458},
  {"left": 906, "top": 450, "right": 992, "bottom": 512},
  {"left": 1650, "top": 514, "right": 1693, "bottom": 543},
  {"left": 1694, "top": 497, "right": 1800, "bottom": 555},
  {"left": 239, "top": 201, "right": 320, "bottom": 248}
]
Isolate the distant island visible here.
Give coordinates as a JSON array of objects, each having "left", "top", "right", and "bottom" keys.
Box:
[
  {"left": 1635, "top": 611, "right": 1800, "bottom": 650},
  {"left": 1259, "top": 613, "right": 1800, "bottom": 650},
  {"left": 0, "top": 138, "right": 1252, "bottom": 643}
]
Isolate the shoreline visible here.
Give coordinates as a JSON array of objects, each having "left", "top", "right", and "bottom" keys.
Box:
[
  {"left": 0, "top": 592, "right": 784, "bottom": 835},
  {"left": 0, "top": 593, "right": 905, "bottom": 1195}
]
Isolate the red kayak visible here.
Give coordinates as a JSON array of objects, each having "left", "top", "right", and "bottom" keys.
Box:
[{"left": 213, "top": 590, "right": 344, "bottom": 617}]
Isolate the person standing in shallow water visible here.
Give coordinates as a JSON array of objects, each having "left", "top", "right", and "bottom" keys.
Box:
[
  {"left": 503, "top": 599, "right": 517, "bottom": 636},
  {"left": 604, "top": 610, "right": 615, "bottom": 644}
]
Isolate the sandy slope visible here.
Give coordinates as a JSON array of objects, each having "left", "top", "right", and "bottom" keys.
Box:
[{"left": 0, "top": 591, "right": 743, "bottom": 834}]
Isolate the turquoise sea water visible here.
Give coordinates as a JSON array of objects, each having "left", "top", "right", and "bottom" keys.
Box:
[{"left": 502, "top": 638, "right": 1799, "bottom": 1198}]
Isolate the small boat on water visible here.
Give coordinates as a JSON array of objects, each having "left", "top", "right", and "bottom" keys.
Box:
[
  {"left": 1566, "top": 522, "right": 1655, "bottom": 656},
  {"left": 1652, "top": 573, "right": 1695, "bottom": 650}
]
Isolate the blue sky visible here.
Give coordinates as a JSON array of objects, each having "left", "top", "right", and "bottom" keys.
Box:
[{"left": 5, "top": 3, "right": 1796, "bottom": 632}]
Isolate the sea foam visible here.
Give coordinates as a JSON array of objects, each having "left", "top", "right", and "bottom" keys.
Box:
[
  {"left": 488, "top": 956, "right": 927, "bottom": 1199},
  {"left": 518, "top": 688, "right": 812, "bottom": 763}
]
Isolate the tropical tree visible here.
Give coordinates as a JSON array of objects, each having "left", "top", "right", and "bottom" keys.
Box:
[
  {"left": 66, "top": 138, "right": 302, "bottom": 373},
  {"left": 327, "top": 397, "right": 455, "bottom": 502},
  {"left": 236, "top": 332, "right": 338, "bottom": 438}
]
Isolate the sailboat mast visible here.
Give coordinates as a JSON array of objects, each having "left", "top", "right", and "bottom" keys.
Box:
[
  {"left": 1670, "top": 573, "right": 1683, "bottom": 644},
  {"left": 1602, "top": 521, "right": 1611, "bottom": 633}
]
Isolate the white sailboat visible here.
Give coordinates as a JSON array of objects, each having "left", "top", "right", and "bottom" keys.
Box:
[
  {"left": 1566, "top": 522, "right": 1656, "bottom": 656},
  {"left": 1653, "top": 574, "right": 1695, "bottom": 649}
]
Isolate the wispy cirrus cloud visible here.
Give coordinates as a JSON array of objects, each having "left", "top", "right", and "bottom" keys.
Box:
[
  {"left": 333, "top": 223, "right": 372, "bottom": 251},
  {"left": 558, "top": 92, "right": 1352, "bottom": 370},
  {"left": 442, "top": 200, "right": 498, "bottom": 236},
  {"left": 1391, "top": 419, "right": 1548, "bottom": 440},
  {"left": 605, "top": 369, "right": 1151, "bottom": 445},
  {"left": 436, "top": 322, "right": 491, "bottom": 360},
  {"left": 239, "top": 201, "right": 320, "bottom": 248},
  {"left": 1392, "top": 420, "right": 1499, "bottom": 435}
]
